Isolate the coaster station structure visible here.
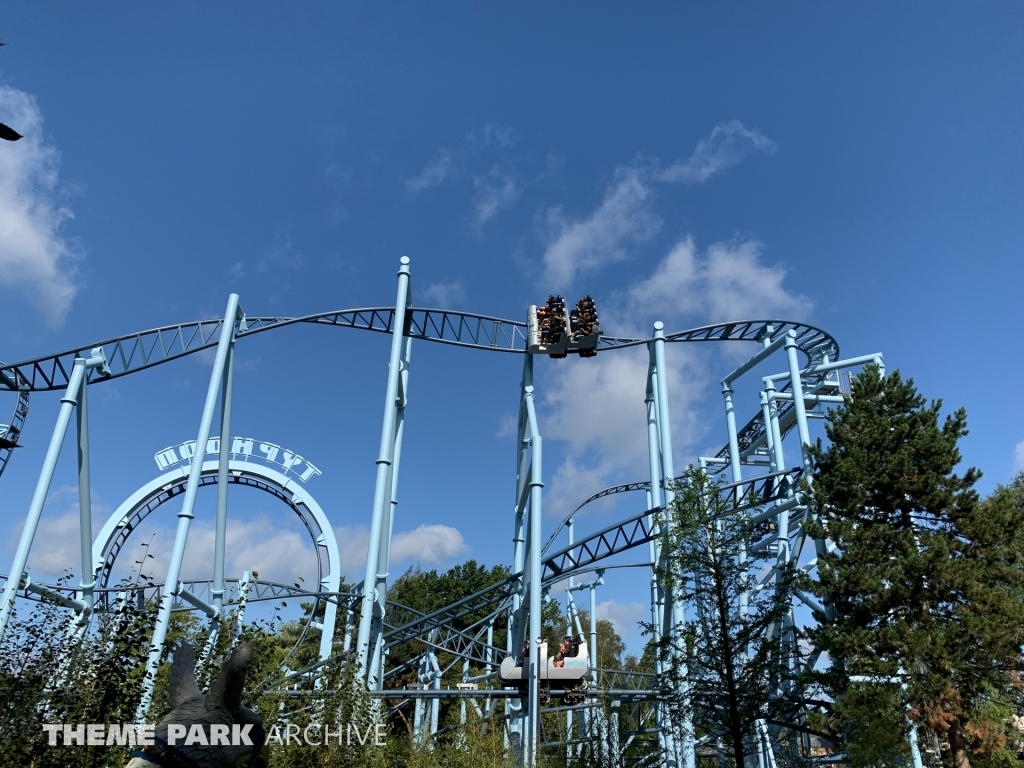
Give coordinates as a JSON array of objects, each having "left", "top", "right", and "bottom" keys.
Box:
[{"left": 0, "top": 257, "right": 922, "bottom": 767}]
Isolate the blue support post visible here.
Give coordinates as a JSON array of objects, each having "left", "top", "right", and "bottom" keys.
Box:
[
  {"left": 763, "top": 379, "right": 787, "bottom": 485},
  {"left": 522, "top": 382, "right": 544, "bottom": 766},
  {"left": 212, "top": 338, "right": 236, "bottom": 622},
  {"left": 589, "top": 576, "right": 599, "bottom": 678},
  {"left": 644, "top": 363, "right": 664, "bottom": 656},
  {"left": 370, "top": 332, "right": 412, "bottom": 688},
  {"left": 0, "top": 350, "right": 106, "bottom": 642},
  {"left": 136, "top": 294, "right": 241, "bottom": 720},
  {"left": 722, "top": 381, "right": 743, "bottom": 484},
  {"left": 645, "top": 356, "right": 671, "bottom": 755},
  {"left": 507, "top": 354, "right": 533, "bottom": 752},
  {"left": 652, "top": 321, "right": 694, "bottom": 768},
  {"left": 356, "top": 256, "right": 412, "bottom": 683},
  {"left": 783, "top": 332, "right": 813, "bottom": 476},
  {"left": 76, "top": 358, "right": 94, "bottom": 615}
]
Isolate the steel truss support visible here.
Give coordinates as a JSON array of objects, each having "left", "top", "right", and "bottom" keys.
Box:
[
  {"left": 505, "top": 353, "right": 545, "bottom": 766},
  {"left": 0, "top": 348, "right": 108, "bottom": 643},
  {"left": 356, "top": 256, "right": 413, "bottom": 687},
  {"left": 135, "top": 294, "right": 243, "bottom": 720},
  {"left": 647, "top": 321, "right": 695, "bottom": 768},
  {"left": 206, "top": 326, "right": 237, "bottom": 666}
]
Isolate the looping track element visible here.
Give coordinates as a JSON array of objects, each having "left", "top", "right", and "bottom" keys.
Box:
[
  {"left": 94, "top": 465, "right": 335, "bottom": 594},
  {"left": 0, "top": 309, "right": 838, "bottom": 392}
]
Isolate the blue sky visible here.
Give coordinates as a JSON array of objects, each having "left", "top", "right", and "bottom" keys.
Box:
[{"left": 1, "top": 3, "right": 1022, "bottom": 651}]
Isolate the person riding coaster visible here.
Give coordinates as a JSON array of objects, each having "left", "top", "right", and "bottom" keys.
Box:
[{"left": 498, "top": 635, "right": 590, "bottom": 705}]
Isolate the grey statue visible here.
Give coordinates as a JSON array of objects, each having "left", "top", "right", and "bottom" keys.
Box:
[{"left": 127, "top": 642, "right": 269, "bottom": 768}]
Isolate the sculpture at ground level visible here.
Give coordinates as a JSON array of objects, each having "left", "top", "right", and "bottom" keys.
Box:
[{"left": 127, "top": 642, "right": 268, "bottom": 768}]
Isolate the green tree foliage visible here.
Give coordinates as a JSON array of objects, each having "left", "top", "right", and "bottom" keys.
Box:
[
  {"left": 547, "top": 604, "right": 626, "bottom": 671},
  {"left": 805, "top": 366, "right": 1024, "bottom": 768},
  {"left": 657, "top": 468, "right": 800, "bottom": 767},
  {"left": 0, "top": 582, "right": 155, "bottom": 768},
  {"left": 386, "top": 560, "right": 511, "bottom": 682}
]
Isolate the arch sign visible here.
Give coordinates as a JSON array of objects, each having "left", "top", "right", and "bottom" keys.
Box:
[
  {"left": 154, "top": 436, "right": 322, "bottom": 483},
  {"left": 93, "top": 437, "right": 340, "bottom": 663}
]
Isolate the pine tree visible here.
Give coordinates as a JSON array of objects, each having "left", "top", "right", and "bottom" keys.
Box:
[
  {"left": 805, "top": 366, "right": 1024, "bottom": 768},
  {"left": 658, "top": 467, "right": 801, "bottom": 767}
]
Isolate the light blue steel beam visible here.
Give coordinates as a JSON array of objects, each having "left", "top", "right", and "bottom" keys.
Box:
[
  {"left": 522, "top": 380, "right": 545, "bottom": 766},
  {"left": 783, "top": 332, "right": 813, "bottom": 476},
  {"left": 76, "top": 357, "right": 95, "bottom": 614},
  {"left": 0, "top": 317, "right": 838, "bottom": 392},
  {"left": 507, "top": 354, "right": 533, "bottom": 751},
  {"left": 370, "top": 330, "right": 412, "bottom": 688},
  {"left": 652, "top": 321, "right": 694, "bottom": 768},
  {"left": 356, "top": 256, "right": 412, "bottom": 684},
  {"left": 212, "top": 340, "right": 236, "bottom": 622},
  {"left": 0, "top": 350, "right": 106, "bottom": 642},
  {"left": 135, "top": 293, "right": 241, "bottom": 720}
]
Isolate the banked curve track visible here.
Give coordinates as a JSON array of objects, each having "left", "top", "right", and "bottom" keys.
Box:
[{"left": 0, "top": 307, "right": 838, "bottom": 393}]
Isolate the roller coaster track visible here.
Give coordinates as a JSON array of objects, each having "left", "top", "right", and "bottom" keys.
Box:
[
  {"left": 0, "top": 574, "right": 360, "bottom": 614},
  {"left": 0, "top": 363, "right": 28, "bottom": 479},
  {"left": 365, "top": 469, "right": 803, "bottom": 668},
  {"left": 710, "top": 371, "right": 851, "bottom": 468},
  {"left": 0, "top": 310, "right": 838, "bottom": 393},
  {"left": 0, "top": 305, "right": 838, "bottom": 710},
  {"left": 2, "top": 465, "right": 806, "bottom": 689}
]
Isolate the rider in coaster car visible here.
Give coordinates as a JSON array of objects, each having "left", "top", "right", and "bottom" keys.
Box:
[{"left": 553, "top": 635, "right": 573, "bottom": 668}]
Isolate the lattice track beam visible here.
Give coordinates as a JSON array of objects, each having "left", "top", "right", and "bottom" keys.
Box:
[
  {"left": 0, "top": 313, "right": 838, "bottom": 392},
  {"left": 544, "top": 510, "right": 656, "bottom": 581},
  {"left": 541, "top": 470, "right": 800, "bottom": 582},
  {"left": 96, "top": 472, "right": 331, "bottom": 591},
  {"left": 373, "top": 471, "right": 800, "bottom": 665},
  {"left": 0, "top": 574, "right": 360, "bottom": 615},
  {"left": 712, "top": 376, "right": 845, "bottom": 462}
]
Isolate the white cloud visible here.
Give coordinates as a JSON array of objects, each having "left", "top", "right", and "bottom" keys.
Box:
[
  {"left": 540, "top": 164, "right": 661, "bottom": 291},
  {"left": 406, "top": 147, "right": 456, "bottom": 193},
  {"left": 391, "top": 524, "right": 469, "bottom": 565},
  {"left": 661, "top": 120, "right": 777, "bottom": 184},
  {"left": 541, "top": 343, "right": 709, "bottom": 518},
  {"left": 334, "top": 525, "right": 372, "bottom": 579},
  {"left": 406, "top": 124, "right": 520, "bottom": 225},
  {"left": 21, "top": 510, "right": 82, "bottom": 576},
  {"left": 0, "top": 85, "right": 81, "bottom": 328},
  {"left": 496, "top": 413, "right": 518, "bottom": 439},
  {"left": 545, "top": 455, "right": 622, "bottom": 519},
  {"left": 626, "top": 237, "right": 812, "bottom": 323},
  {"left": 468, "top": 123, "right": 517, "bottom": 149},
  {"left": 334, "top": 523, "right": 469, "bottom": 580},
  {"left": 1014, "top": 440, "right": 1024, "bottom": 474},
  {"left": 539, "top": 234, "right": 808, "bottom": 517},
  {"left": 538, "top": 120, "right": 776, "bottom": 293},
  {"left": 18, "top": 509, "right": 318, "bottom": 586},
  {"left": 421, "top": 280, "right": 466, "bottom": 309},
  {"left": 596, "top": 599, "right": 646, "bottom": 638},
  {"left": 472, "top": 164, "right": 522, "bottom": 225},
  {"left": 257, "top": 234, "right": 304, "bottom": 272}
]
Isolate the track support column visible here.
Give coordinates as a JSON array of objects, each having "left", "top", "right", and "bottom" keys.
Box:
[
  {"left": 356, "top": 256, "right": 412, "bottom": 684},
  {"left": 0, "top": 349, "right": 107, "bottom": 643},
  {"left": 651, "top": 321, "right": 695, "bottom": 768},
  {"left": 136, "top": 293, "right": 242, "bottom": 721},
  {"left": 211, "top": 335, "right": 236, "bottom": 621},
  {"left": 522, "top": 380, "right": 545, "bottom": 766},
  {"left": 507, "top": 354, "right": 534, "bottom": 752},
  {"left": 77, "top": 355, "right": 96, "bottom": 615}
]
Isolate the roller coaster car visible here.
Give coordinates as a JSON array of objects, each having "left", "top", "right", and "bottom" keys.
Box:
[
  {"left": 498, "top": 639, "right": 591, "bottom": 701},
  {"left": 527, "top": 296, "right": 600, "bottom": 359}
]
